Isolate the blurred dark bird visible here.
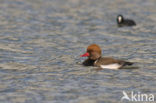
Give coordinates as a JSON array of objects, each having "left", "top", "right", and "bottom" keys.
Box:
[{"left": 117, "top": 15, "right": 136, "bottom": 27}]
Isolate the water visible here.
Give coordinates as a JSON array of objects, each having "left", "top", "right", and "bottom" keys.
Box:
[{"left": 0, "top": 0, "right": 155, "bottom": 103}]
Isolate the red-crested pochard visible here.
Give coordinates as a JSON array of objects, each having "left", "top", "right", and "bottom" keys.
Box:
[{"left": 81, "top": 44, "right": 133, "bottom": 69}]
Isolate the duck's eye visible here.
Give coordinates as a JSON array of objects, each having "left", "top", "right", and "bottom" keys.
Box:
[{"left": 88, "top": 50, "right": 93, "bottom": 53}]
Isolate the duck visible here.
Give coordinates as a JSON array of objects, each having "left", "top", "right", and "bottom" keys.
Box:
[
  {"left": 117, "top": 15, "right": 136, "bottom": 27},
  {"left": 80, "top": 44, "right": 133, "bottom": 69}
]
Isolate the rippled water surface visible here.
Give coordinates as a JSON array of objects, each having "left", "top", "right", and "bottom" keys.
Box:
[{"left": 0, "top": 0, "right": 156, "bottom": 103}]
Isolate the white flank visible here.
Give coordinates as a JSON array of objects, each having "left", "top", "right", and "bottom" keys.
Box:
[{"left": 100, "top": 63, "right": 121, "bottom": 70}]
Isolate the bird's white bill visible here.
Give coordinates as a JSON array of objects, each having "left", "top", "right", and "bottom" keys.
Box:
[{"left": 118, "top": 16, "right": 122, "bottom": 22}]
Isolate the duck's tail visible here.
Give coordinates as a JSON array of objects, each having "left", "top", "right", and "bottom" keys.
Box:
[{"left": 123, "top": 62, "right": 133, "bottom": 66}]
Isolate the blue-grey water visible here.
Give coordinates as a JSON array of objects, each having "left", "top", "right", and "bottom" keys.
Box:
[{"left": 0, "top": 0, "right": 155, "bottom": 103}]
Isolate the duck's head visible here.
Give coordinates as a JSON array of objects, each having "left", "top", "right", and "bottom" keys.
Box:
[
  {"left": 81, "top": 44, "right": 102, "bottom": 60},
  {"left": 117, "top": 15, "right": 124, "bottom": 24}
]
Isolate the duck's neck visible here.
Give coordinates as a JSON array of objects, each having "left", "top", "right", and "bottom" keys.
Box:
[{"left": 94, "top": 56, "right": 102, "bottom": 64}]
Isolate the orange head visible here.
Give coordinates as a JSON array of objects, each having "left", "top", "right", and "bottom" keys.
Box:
[{"left": 81, "top": 44, "right": 102, "bottom": 60}]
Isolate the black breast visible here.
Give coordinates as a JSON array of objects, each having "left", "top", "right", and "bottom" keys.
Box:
[{"left": 82, "top": 59, "right": 95, "bottom": 66}]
